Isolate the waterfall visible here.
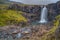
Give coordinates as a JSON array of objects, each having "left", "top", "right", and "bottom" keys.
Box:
[{"left": 39, "top": 6, "right": 48, "bottom": 23}]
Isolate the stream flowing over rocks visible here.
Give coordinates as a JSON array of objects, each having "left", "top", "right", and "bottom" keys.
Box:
[{"left": 0, "top": 24, "right": 51, "bottom": 40}]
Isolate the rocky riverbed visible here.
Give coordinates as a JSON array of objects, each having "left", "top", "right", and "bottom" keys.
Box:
[{"left": 0, "top": 24, "right": 52, "bottom": 40}]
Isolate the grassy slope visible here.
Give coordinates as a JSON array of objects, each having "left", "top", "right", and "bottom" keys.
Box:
[{"left": 0, "top": 4, "right": 27, "bottom": 26}]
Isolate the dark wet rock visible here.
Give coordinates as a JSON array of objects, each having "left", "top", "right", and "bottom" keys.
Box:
[
  {"left": 47, "top": 1, "right": 59, "bottom": 21},
  {"left": 46, "top": 1, "right": 60, "bottom": 22},
  {"left": 56, "top": 1, "right": 60, "bottom": 14}
]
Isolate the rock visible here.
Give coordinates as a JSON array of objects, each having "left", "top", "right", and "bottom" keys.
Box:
[
  {"left": 8, "top": 4, "right": 21, "bottom": 10},
  {"left": 8, "top": 4, "right": 41, "bottom": 13},
  {"left": 7, "top": 1, "right": 60, "bottom": 22},
  {"left": 47, "top": 2, "right": 58, "bottom": 21},
  {"left": 16, "top": 33, "right": 22, "bottom": 38},
  {"left": 31, "top": 26, "right": 39, "bottom": 33},
  {"left": 12, "top": 30, "right": 19, "bottom": 34},
  {"left": 7, "top": 35, "right": 13, "bottom": 40},
  {"left": 0, "top": 30, "right": 9, "bottom": 38},
  {"left": 21, "top": 27, "right": 31, "bottom": 34},
  {"left": 8, "top": 4, "right": 41, "bottom": 22},
  {"left": 56, "top": 1, "right": 60, "bottom": 14}
]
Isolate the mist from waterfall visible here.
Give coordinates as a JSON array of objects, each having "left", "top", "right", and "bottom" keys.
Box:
[{"left": 39, "top": 6, "right": 48, "bottom": 23}]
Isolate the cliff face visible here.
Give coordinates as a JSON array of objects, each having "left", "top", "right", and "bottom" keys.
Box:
[
  {"left": 8, "top": 4, "right": 41, "bottom": 22},
  {"left": 8, "top": 1, "right": 60, "bottom": 22},
  {"left": 47, "top": 1, "right": 60, "bottom": 21},
  {"left": 8, "top": 4, "right": 41, "bottom": 13}
]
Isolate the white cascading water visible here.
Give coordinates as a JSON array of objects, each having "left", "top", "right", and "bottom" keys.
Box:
[{"left": 39, "top": 6, "right": 48, "bottom": 23}]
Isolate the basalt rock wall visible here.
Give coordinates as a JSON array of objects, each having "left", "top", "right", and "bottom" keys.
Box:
[
  {"left": 8, "top": 1, "right": 60, "bottom": 22},
  {"left": 47, "top": 1, "right": 60, "bottom": 21}
]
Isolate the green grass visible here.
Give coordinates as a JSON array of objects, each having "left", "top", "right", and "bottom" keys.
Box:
[{"left": 0, "top": 10, "right": 27, "bottom": 26}]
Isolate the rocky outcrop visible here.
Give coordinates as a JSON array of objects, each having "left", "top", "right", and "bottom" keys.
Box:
[
  {"left": 0, "top": 24, "right": 50, "bottom": 39},
  {"left": 8, "top": 1, "right": 60, "bottom": 22},
  {"left": 8, "top": 4, "right": 41, "bottom": 22},
  {"left": 8, "top": 4, "right": 21, "bottom": 10},
  {"left": 47, "top": 1, "right": 60, "bottom": 21},
  {"left": 8, "top": 4, "right": 41, "bottom": 13},
  {"left": 56, "top": 1, "right": 60, "bottom": 14}
]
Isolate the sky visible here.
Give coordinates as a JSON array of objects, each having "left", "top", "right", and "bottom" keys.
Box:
[{"left": 10, "top": 0, "right": 59, "bottom": 5}]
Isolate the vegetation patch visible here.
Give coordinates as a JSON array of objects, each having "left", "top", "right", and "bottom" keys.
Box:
[{"left": 0, "top": 10, "right": 27, "bottom": 26}]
